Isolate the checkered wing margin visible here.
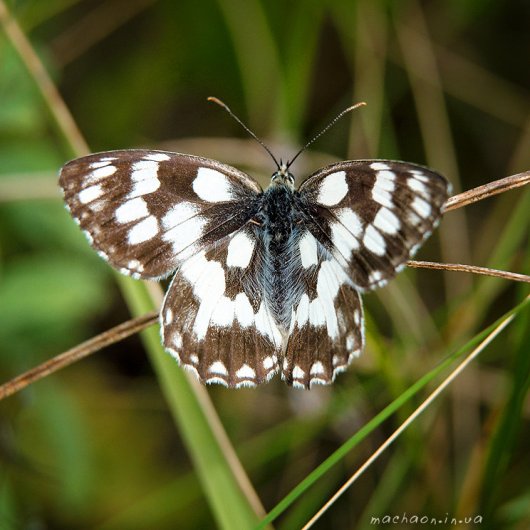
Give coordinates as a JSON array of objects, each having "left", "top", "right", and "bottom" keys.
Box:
[
  {"left": 161, "top": 226, "right": 283, "bottom": 387},
  {"left": 298, "top": 160, "right": 451, "bottom": 291},
  {"left": 59, "top": 150, "right": 262, "bottom": 279}
]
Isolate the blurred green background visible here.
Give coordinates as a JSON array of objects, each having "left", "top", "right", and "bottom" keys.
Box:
[{"left": 1, "top": 0, "right": 529, "bottom": 528}]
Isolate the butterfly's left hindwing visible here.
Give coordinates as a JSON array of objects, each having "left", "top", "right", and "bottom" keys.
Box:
[
  {"left": 60, "top": 150, "right": 262, "bottom": 279},
  {"left": 161, "top": 226, "right": 283, "bottom": 387}
]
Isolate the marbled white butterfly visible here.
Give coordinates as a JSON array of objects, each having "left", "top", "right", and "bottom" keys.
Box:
[{"left": 59, "top": 102, "right": 451, "bottom": 389}]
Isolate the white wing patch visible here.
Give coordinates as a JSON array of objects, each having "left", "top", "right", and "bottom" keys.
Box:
[
  {"left": 115, "top": 197, "right": 149, "bottom": 224},
  {"left": 127, "top": 215, "right": 159, "bottom": 245},
  {"left": 373, "top": 206, "right": 400, "bottom": 235},
  {"left": 193, "top": 167, "right": 235, "bottom": 202},
  {"left": 371, "top": 170, "right": 395, "bottom": 208},
  {"left": 162, "top": 202, "right": 200, "bottom": 228},
  {"left": 78, "top": 184, "right": 103, "bottom": 204},
  {"left": 314, "top": 260, "right": 349, "bottom": 339},
  {"left": 411, "top": 196, "right": 432, "bottom": 218},
  {"left": 329, "top": 208, "right": 363, "bottom": 261},
  {"left": 209, "top": 361, "right": 228, "bottom": 376},
  {"left": 177, "top": 249, "right": 282, "bottom": 347},
  {"left": 127, "top": 160, "right": 161, "bottom": 198},
  {"left": 234, "top": 292, "right": 254, "bottom": 326},
  {"left": 316, "top": 171, "right": 348, "bottom": 206},
  {"left": 292, "top": 258, "right": 349, "bottom": 340},
  {"left": 363, "top": 225, "right": 386, "bottom": 256},
  {"left": 162, "top": 211, "right": 207, "bottom": 258},
  {"left": 180, "top": 251, "right": 226, "bottom": 340},
  {"left": 144, "top": 152, "right": 171, "bottom": 162},
  {"left": 226, "top": 230, "right": 255, "bottom": 268},
  {"left": 299, "top": 231, "right": 318, "bottom": 268},
  {"left": 86, "top": 164, "right": 117, "bottom": 183},
  {"left": 407, "top": 177, "right": 428, "bottom": 196},
  {"left": 236, "top": 364, "right": 256, "bottom": 379}
]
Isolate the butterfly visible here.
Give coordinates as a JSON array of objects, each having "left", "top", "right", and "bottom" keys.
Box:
[{"left": 59, "top": 103, "right": 451, "bottom": 389}]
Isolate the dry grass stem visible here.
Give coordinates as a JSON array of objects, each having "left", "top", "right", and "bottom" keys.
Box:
[
  {"left": 51, "top": 0, "right": 157, "bottom": 66},
  {"left": 407, "top": 261, "right": 530, "bottom": 284},
  {"left": 444, "top": 171, "right": 530, "bottom": 212},
  {"left": 302, "top": 295, "right": 527, "bottom": 529},
  {"left": 396, "top": 1, "right": 472, "bottom": 300},
  {"left": 0, "top": 0, "right": 89, "bottom": 156},
  {"left": 0, "top": 312, "right": 158, "bottom": 401},
  {"left": 1, "top": 7, "right": 266, "bottom": 520}
]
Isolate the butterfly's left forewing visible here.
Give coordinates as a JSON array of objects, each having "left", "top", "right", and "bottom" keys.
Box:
[
  {"left": 61, "top": 149, "right": 283, "bottom": 387},
  {"left": 60, "top": 149, "right": 262, "bottom": 279}
]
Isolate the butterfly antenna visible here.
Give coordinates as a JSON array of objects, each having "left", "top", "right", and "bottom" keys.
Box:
[
  {"left": 286, "top": 101, "right": 367, "bottom": 170},
  {"left": 207, "top": 97, "right": 281, "bottom": 170}
]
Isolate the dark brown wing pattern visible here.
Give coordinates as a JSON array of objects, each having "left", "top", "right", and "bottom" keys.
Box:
[
  {"left": 298, "top": 160, "right": 450, "bottom": 291},
  {"left": 60, "top": 149, "right": 261, "bottom": 279},
  {"left": 60, "top": 150, "right": 450, "bottom": 389}
]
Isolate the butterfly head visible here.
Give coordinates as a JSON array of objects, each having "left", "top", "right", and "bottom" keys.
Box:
[{"left": 271, "top": 160, "right": 295, "bottom": 189}]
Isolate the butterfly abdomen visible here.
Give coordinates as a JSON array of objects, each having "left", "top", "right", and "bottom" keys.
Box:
[{"left": 255, "top": 184, "right": 305, "bottom": 330}]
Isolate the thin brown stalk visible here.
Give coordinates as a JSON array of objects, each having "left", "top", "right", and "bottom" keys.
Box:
[
  {"left": 51, "top": 0, "right": 157, "bottom": 66},
  {"left": 443, "top": 171, "right": 530, "bottom": 212},
  {"left": 0, "top": 174, "right": 59, "bottom": 201},
  {"left": 302, "top": 295, "right": 527, "bottom": 530},
  {"left": 1, "top": 5, "right": 265, "bottom": 519},
  {"left": 396, "top": 1, "right": 473, "bottom": 302},
  {"left": 383, "top": 20, "right": 529, "bottom": 127},
  {"left": 407, "top": 261, "right": 530, "bottom": 284},
  {"left": 434, "top": 44, "right": 529, "bottom": 128},
  {"left": 0, "top": 0, "right": 89, "bottom": 156},
  {"left": 508, "top": 115, "right": 530, "bottom": 171},
  {"left": 0, "top": 312, "right": 158, "bottom": 401},
  {"left": 349, "top": 0, "right": 388, "bottom": 158}
]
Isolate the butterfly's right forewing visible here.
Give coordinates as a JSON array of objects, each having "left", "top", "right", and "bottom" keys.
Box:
[{"left": 298, "top": 160, "right": 450, "bottom": 291}]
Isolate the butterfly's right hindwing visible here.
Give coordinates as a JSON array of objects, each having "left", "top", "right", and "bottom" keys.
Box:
[{"left": 59, "top": 149, "right": 262, "bottom": 279}]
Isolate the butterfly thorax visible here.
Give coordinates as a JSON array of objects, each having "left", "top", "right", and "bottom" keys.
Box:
[{"left": 259, "top": 183, "right": 297, "bottom": 244}]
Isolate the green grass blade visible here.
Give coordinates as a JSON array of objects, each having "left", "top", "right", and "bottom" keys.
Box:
[
  {"left": 116, "top": 275, "right": 263, "bottom": 530},
  {"left": 255, "top": 296, "right": 530, "bottom": 528},
  {"left": 0, "top": 3, "right": 265, "bottom": 522},
  {"left": 215, "top": 0, "right": 282, "bottom": 130},
  {"left": 480, "top": 283, "right": 530, "bottom": 516}
]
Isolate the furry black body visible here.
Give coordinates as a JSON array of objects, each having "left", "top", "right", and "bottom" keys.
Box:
[{"left": 254, "top": 181, "right": 305, "bottom": 332}]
